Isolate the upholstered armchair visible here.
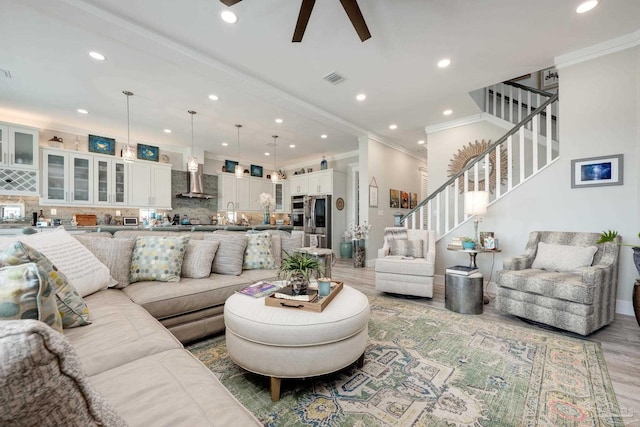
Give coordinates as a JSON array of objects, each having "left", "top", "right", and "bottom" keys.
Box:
[
  {"left": 496, "top": 231, "right": 621, "bottom": 335},
  {"left": 374, "top": 227, "right": 436, "bottom": 298}
]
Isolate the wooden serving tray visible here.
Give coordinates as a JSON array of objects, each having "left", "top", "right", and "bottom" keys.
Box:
[{"left": 265, "top": 281, "right": 343, "bottom": 313}]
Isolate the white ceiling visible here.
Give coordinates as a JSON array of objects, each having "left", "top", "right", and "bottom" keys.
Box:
[{"left": 1, "top": 0, "right": 639, "bottom": 168}]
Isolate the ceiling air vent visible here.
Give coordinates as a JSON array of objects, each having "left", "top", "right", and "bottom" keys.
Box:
[
  {"left": 0, "top": 69, "right": 12, "bottom": 79},
  {"left": 322, "top": 71, "right": 345, "bottom": 85}
]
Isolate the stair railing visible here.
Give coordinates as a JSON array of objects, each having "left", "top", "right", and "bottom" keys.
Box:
[{"left": 401, "top": 92, "right": 559, "bottom": 237}]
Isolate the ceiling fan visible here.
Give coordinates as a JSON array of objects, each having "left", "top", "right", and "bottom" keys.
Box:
[{"left": 219, "top": 0, "right": 371, "bottom": 42}]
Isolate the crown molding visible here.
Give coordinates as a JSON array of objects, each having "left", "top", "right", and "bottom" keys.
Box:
[
  {"left": 555, "top": 29, "right": 640, "bottom": 69},
  {"left": 425, "top": 114, "right": 485, "bottom": 134}
]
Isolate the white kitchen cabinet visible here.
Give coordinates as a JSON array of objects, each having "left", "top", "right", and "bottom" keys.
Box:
[
  {"left": 274, "top": 181, "right": 290, "bottom": 212},
  {"left": 249, "top": 179, "right": 273, "bottom": 211},
  {"left": 290, "top": 174, "right": 308, "bottom": 195},
  {"left": 41, "top": 149, "right": 93, "bottom": 205},
  {"left": 219, "top": 174, "right": 272, "bottom": 212},
  {"left": 0, "top": 123, "right": 39, "bottom": 170},
  {"left": 128, "top": 162, "right": 171, "bottom": 209},
  {"left": 94, "top": 157, "right": 127, "bottom": 206},
  {"left": 307, "top": 170, "right": 333, "bottom": 195}
]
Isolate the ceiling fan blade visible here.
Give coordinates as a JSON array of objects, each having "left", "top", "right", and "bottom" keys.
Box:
[
  {"left": 220, "top": 0, "right": 242, "bottom": 6},
  {"left": 292, "top": 0, "right": 316, "bottom": 43},
  {"left": 339, "top": 0, "right": 371, "bottom": 42}
]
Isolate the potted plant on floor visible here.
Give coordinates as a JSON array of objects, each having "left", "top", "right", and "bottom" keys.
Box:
[{"left": 278, "top": 251, "right": 321, "bottom": 295}]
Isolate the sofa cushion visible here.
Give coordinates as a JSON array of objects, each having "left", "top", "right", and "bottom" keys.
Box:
[
  {"left": 182, "top": 240, "right": 219, "bottom": 279},
  {"left": 113, "top": 230, "right": 206, "bottom": 240},
  {"left": 390, "top": 239, "right": 423, "bottom": 258},
  {"left": 375, "top": 256, "right": 435, "bottom": 276},
  {"left": 243, "top": 232, "right": 276, "bottom": 270},
  {"left": 497, "top": 269, "right": 594, "bottom": 305},
  {"left": 204, "top": 234, "right": 248, "bottom": 276},
  {"left": 63, "top": 289, "right": 182, "bottom": 376},
  {"left": 531, "top": 242, "right": 598, "bottom": 272},
  {"left": 89, "top": 349, "right": 260, "bottom": 426},
  {"left": 0, "top": 320, "right": 126, "bottom": 427},
  {"left": 0, "top": 263, "right": 63, "bottom": 333},
  {"left": 0, "top": 241, "right": 90, "bottom": 329},
  {"left": 130, "top": 235, "right": 191, "bottom": 283},
  {"left": 76, "top": 236, "right": 135, "bottom": 289}
]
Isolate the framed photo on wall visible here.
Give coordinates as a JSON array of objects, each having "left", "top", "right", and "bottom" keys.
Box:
[
  {"left": 571, "top": 154, "right": 623, "bottom": 188},
  {"left": 137, "top": 144, "right": 159, "bottom": 162},
  {"left": 250, "top": 164, "right": 263, "bottom": 178},
  {"left": 410, "top": 192, "right": 417, "bottom": 209},
  {"left": 540, "top": 67, "right": 559, "bottom": 90},
  {"left": 88, "top": 134, "right": 116, "bottom": 156},
  {"left": 390, "top": 189, "right": 399, "bottom": 208},
  {"left": 400, "top": 191, "right": 409, "bottom": 209}
]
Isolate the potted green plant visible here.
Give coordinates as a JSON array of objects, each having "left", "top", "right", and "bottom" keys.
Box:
[
  {"left": 278, "top": 251, "right": 321, "bottom": 295},
  {"left": 461, "top": 237, "right": 476, "bottom": 250}
]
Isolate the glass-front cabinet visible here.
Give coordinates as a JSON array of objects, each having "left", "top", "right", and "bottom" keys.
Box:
[
  {"left": 0, "top": 124, "right": 39, "bottom": 170},
  {"left": 94, "top": 158, "right": 127, "bottom": 205},
  {"left": 41, "top": 149, "right": 93, "bottom": 204},
  {"left": 273, "top": 181, "right": 290, "bottom": 212}
]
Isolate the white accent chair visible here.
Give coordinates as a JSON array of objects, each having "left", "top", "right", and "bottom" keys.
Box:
[{"left": 374, "top": 227, "right": 436, "bottom": 298}]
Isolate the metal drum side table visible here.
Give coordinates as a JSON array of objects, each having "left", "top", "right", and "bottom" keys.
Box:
[{"left": 445, "top": 272, "right": 484, "bottom": 314}]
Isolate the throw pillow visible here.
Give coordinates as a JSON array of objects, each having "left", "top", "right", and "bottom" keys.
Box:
[
  {"left": 281, "top": 231, "right": 304, "bottom": 259},
  {"left": 130, "top": 235, "right": 191, "bottom": 283},
  {"left": 204, "top": 234, "right": 248, "bottom": 275},
  {"left": 182, "top": 240, "right": 219, "bottom": 279},
  {"left": 15, "top": 227, "right": 116, "bottom": 297},
  {"left": 0, "top": 241, "right": 90, "bottom": 329},
  {"left": 0, "top": 263, "right": 63, "bottom": 333},
  {"left": 390, "top": 239, "right": 424, "bottom": 258},
  {"left": 532, "top": 242, "right": 598, "bottom": 272},
  {"left": 76, "top": 237, "right": 135, "bottom": 288},
  {"left": 243, "top": 232, "right": 276, "bottom": 270},
  {"left": 0, "top": 320, "right": 127, "bottom": 426}
]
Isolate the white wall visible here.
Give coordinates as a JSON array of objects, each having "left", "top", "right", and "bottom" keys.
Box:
[{"left": 427, "top": 46, "right": 640, "bottom": 312}]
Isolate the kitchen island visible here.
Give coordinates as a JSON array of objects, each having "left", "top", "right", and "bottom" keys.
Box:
[{"left": 0, "top": 223, "right": 295, "bottom": 235}]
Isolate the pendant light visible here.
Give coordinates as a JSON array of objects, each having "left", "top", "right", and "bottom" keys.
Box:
[
  {"left": 271, "top": 135, "right": 280, "bottom": 183},
  {"left": 187, "top": 110, "right": 198, "bottom": 172},
  {"left": 235, "top": 124, "right": 244, "bottom": 178},
  {"left": 121, "top": 91, "right": 136, "bottom": 163}
]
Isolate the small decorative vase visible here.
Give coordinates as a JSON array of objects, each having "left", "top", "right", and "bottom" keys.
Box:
[
  {"left": 263, "top": 210, "right": 270, "bottom": 225},
  {"left": 289, "top": 272, "right": 308, "bottom": 295},
  {"left": 320, "top": 156, "right": 328, "bottom": 170},
  {"left": 353, "top": 239, "right": 366, "bottom": 268},
  {"left": 340, "top": 241, "right": 353, "bottom": 259},
  {"left": 634, "top": 280, "right": 640, "bottom": 327}
]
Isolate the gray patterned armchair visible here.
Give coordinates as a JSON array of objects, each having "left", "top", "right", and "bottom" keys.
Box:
[{"left": 496, "top": 231, "right": 621, "bottom": 335}]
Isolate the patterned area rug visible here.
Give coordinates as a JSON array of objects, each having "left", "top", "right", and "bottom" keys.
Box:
[{"left": 187, "top": 295, "right": 622, "bottom": 426}]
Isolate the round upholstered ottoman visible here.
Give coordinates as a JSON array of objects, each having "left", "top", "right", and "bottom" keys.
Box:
[{"left": 224, "top": 285, "right": 370, "bottom": 401}]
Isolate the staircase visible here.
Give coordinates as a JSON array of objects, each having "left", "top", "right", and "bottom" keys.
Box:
[{"left": 402, "top": 82, "right": 559, "bottom": 238}]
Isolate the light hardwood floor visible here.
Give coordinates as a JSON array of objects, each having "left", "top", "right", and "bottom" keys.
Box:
[{"left": 332, "top": 259, "right": 640, "bottom": 423}]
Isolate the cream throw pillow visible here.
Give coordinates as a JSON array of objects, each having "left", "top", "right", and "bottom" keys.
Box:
[
  {"left": 390, "top": 239, "right": 424, "bottom": 258},
  {"left": 182, "top": 240, "right": 219, "bottom": 279},
  {"left": 532, "top": 242, "right": 598, "bottom": 272}
]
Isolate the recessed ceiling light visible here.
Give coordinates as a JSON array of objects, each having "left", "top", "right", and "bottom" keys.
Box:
[
  {"left": 275, "top": 118, "right": 283, "bottom": 124},
  {"left": 576, "top": 0, "right": 598, "bottom": 13},
  {"left": 289, "top": 144, "right": 296, "bottom": 148},
  {"left": 208, "top": 94, "right": 219, "bottom": 101},
  {"left": 163, "top": 129, "right": 172, "bottom": 134},
  {"left": 220, "top": 10, "right": 238, "bottom": 24},
  {"left": 264, "top": 152, "right": 270, "bottom": 156},
  {"left": 321, "top": 134, "right": 328, "bottom": 139},
  {"left": 221, "top": 142, "right": 228, "bottom": 146},
  {"left": 89, "top": 51, "right": 106, "bottom": 61},
  {"left": 437, "top": 58, "right": 451, "bottom": 68},
  {"left": 443, "top": 109, "right": 453, "bottom": 116},
  {"left": 418, "top": 140, "right": 425, "bottom": 145},
  {"left": 77, "top": 109, "right": 88, "bottom": 115},
  {"left": 356, "top": 93, "right": 367, "bottom": 101},
  {"left": 389, "top": 124, "right": 398, "bottom": 130}
]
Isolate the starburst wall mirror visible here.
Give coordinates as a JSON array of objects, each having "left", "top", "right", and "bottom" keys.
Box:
[{"left": 447, "top": 139, "right": 507, "bottom": 193}]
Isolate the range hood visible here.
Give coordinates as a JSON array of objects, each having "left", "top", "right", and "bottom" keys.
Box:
[{"left": 176, "top": 164, "right": 214, "bottom": 199}]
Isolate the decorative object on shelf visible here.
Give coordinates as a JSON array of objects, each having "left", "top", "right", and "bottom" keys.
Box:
[
  {"left": 259, "top": 192, "right": 274, "bottom": 225},
  {"left": 234, "top": 124, "right": 244, "bottom": 178},
  {"left": 74, "top": 136, "right": 80, "bottom": 151},
  {"left": 540, "top": 66, "right": 559, "bottom": 90},
  {"left": 448, "top": 139, "right": 507, "bottom": 193},
  {"left": 349, "top": 221, "right": 371, "bottom": 268},
  {"left": 250, "top": 164, "right": 263, "bottom": 178},
  {"left": 461, "top": 237, "right": 476, "bottom": 250},
  {"left": 369, "top": 177, "right": 378, "bottom": 208},
  {"left": 278, "top": 251, "right": 321, "bottom": 296},
  {"left": 570, "top": 154, "right": 623, "bottom": 188},
  {"left": 307, "top": 168, "right": 313, "bottom": 173},
  {"left": 137, "top": 143, "right": 159, "bottom": 162},
  {"left": 224, "top": 160, "right": 238, "bottom": 174},
  {"left": 464, "top": 190, "right": 488, "bottom": 245},
  {"left": 336, "top": 197, "right": 344, "bottom": 211},
  {"left": 48, "top": 136, "right": 63, "bottom": 148},
  {"left": 103, "top": 214, "right": 112, "bottom": 225},
  {"left": 121, "top": 91, "right": 136, "bottom": 162},
  {"left": 88, "top": 134, "right": 116, "bottom": 156},
  {"left": 390, "top": 188, "right": 399, "bottom": 208},
  {"left": 186, "top": 110, "right": 199, "bottom": 172},
  {"left": 159, "top": 154, "right": 170, "bottom": 163},
  {"left": 320, "top": 156, "right": 328, "bottom": 170}
]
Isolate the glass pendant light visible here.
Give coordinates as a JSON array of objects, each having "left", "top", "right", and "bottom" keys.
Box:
[
  {"left": 235, "top": 124, "right": 244, "bottom": 178},
  {"left": 271, "top": 135, "right": 280, "bottom": 183},
  {"left": 121, "top": 91, "right": 136, "bottom": 163},
  {"left": 186, "top": 110, "right": 199, "bottom": 172}
]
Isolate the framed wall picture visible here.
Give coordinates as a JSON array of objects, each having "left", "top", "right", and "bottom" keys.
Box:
[
  {"left": 410, "top": 192, "right": 417, "bottom": 209},
  {"left": 540, "top": 67, "right": 559, "bottom": 90},
  {"left": 225, "top": 160, "right": 238, "bottom": 173},
  {"left": 390, "top": 189, "right": 399, "bottom": 208},
  {"left": 571, "top": 154, "right": 623, "bottom": 188},
  {"left": 369, "top": 177, "right": 378, "bottom": 207},
  {"left": 88, "top": 134, "right": 116, "bottom": 156},
  {"left": 250, "top": 164, "right": 263, "bottom": 178},
  {"left": 137, "top": 144, "right": 159, "bottom": 162},
  {"left": 400, "top": 191, "right": 409, "bottom": 209}
]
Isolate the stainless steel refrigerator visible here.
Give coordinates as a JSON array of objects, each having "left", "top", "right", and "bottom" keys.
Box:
[{"left": 303, "top": 195, "right": 331, "bottom": 248}]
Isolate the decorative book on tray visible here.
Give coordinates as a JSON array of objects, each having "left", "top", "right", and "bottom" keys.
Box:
[
  {"left": 237, "top": 281, "right": 282, "bottom": 298},
  {"left": 445, "top": 265, "right": 480, "bottom": 275},
  {"left": 273, "top": 286, "right": 318, "bottom": 302}
]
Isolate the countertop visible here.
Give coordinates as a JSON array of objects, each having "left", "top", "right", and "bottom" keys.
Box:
[{"left": 0, "top": 224, "right": 295, "bottom": 233}]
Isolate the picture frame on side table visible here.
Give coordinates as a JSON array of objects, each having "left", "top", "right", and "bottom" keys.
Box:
[
  {"left": 571, "top": 154, "right": 623, "bottom": 188},
  {"left": 137, "top": 144, "right": 159, "bottom": 162},
  {"left": 540, "top": 67, "right": 559, "bottom": 90},
  {"left": 88, "top": 135, "right": 116, "bottom": 156}
]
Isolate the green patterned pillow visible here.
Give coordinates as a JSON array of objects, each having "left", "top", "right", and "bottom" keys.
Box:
[
  {"left": 130, "top": 235, "right": 191, "bottom": 283},
  {"left": 243, "top": 232, "right": 276, "bottom": 270},
  {"left": 0, "top": 241, "right": 90, "bottom": 329},
  {"left": 0, "top": 263, "right": 63, "bottom": 333}
]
